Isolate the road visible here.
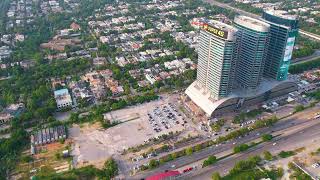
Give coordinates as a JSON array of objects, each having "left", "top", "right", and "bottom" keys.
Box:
[
  {"left": 300, "top": 30, "right": 320, "bottom": 41},
  {"left": 204, "top": 0, "right": 320, "bottom": 42},
  {"left": 204, "top": 0, "right": 259, "bottom": 19},
  {"left": 131, "top": 107, "right": 320, "bottom": 179},
  {"left": 190, "top": 118, "right": 320, "bottom": 179},
  {"left": 291, "top": 50, "right": 320, "bottom": 65}
]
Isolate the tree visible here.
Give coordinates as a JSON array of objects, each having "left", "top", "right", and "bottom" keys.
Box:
[
  {"left": 160, "top": 144, "right": 170, "bottom": 152},
  {"left": 21, "top": 155, "right": 33, "bottom": 163},
  {"left": 263, "top": 151, "right": 273, "bottom": 161},
  {"left": 154, "top": 81, "right": 164, "bottom": 88},
  {"left": 229, "top": 155, "right": 261, "bottom": 176},
  {"left": 185, "top": 147, "right": 193, "bottom": 155},
  {"left": 289, "top": 57, "right": 320, "bottom": 74},
  {"left": 288, "top": 162, "right": 312, "bottom": 180},
  {"left": 262, "top": 134, "right": 273, "bottom": 142},
  {"left": 203, "top": 155, "right": 217, "bottom": 167},
  {"left": 248, "top": 155, "right": 262, "bottom": 164},
  {"left": 294, "top": 105, "right": 305, "bottom": 113},
  {"left": 36, "top": 166, "right": 56, "bottom": 178},
  {"left": 233, "top": 113, "right": 246, "bottom": 124},
  {"left": 309, "top": 89, "right": 320, "bottom": 100},
  {"left": 211, "top": 172, "right": 222, "bottom": 180},
  {"left": 195, "top": 144, "right": 202, "bottom": 152},
  {"left": 3, "top": 91, "right": 15, "bottom": 105},
  {"left": 275, "top": 167, "right": 284, "bottom": 179},
  {"left": 148, "top": 159, "right": 159, "bottom": 169},
  {"left": 0, "top": 128, "right": 28, "bottom": 178},
  {"left": 211, "top": 121, "right": 224, "bottom": 132},
  {"left": 233, "top": 144, "right": 249, "bottom": 153},
  {"left": 103, "top": 158, "right": 118, "bottom": 179},
  {"left": 278, "top": 151, "right": 295, "bottom": 158},
  {"left": 171, "top": 152, "right": 177, "bottom": 160}
]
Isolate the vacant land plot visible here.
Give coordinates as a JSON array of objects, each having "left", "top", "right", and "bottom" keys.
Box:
[
  {"left": 70, "top": 95, "right": 193, "bottom": 167},
  {"left": 16, "top": 140, "right": 72, "bottom": 178}
]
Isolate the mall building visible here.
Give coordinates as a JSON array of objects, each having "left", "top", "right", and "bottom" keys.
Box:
[{"left": 185, "top": 10, "right": 299, "bottom": 117}]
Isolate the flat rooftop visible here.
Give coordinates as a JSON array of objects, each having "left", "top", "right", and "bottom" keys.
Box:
[
  {"left": 265, "top": 9, "right": 297, "bottom": 21},
  {"left": 203, "top": 20, "right": 238, "bottom": 41},
  {"left": 54, "top": 89, "right": 69, "bottom": 97},
  {"left": 234, "top": 15, "right": 270, "bottom": 32},
  {"left": 207, "top": 20, "right": 238, "bottom": 33}
]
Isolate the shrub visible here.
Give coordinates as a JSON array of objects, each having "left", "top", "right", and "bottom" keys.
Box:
[
  {"left": 21, "top": 155, "right": 33, "bottom": 163},
  {"left": 185, "top": 147, "right": 193, "bottom": 155},
  {"left": 211, "top": 172, "right": 222, "bottom": 180},
  {"left": 261, "top": 134, "right": 273, "bottom": 142},
  {"left": 233, "top": 144, "right": 249, "bottom": 153},
  {"left": 278, "top": 151, "right": 295, "bottom": 158},
  {"left": 294, "top": 105, "right": 305, "bottom": 113},
  {"left": 148, "top": 159, "right": 159, "bottom": 169},
  {"left": 203, "top": 155, "right": 217, "bottom": 167},
  {"left": 263, "top": 151, "right": 273, "bottom": 161},
  {"left": 195, "top": 144, "right": 202, "bottom": 152}
]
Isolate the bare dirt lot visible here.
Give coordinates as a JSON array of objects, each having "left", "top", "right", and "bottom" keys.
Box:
[{"left": 70, "top": 94, "right": 196, "bottom": 167}]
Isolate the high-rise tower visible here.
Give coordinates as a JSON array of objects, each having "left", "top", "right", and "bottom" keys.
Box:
[
  {"left": 195, "top": 21, "right": 239, "bottom": 99},
  {"left": 234, "top": 15, "right": 270, "bottom": 90},
  {"left": 262, "top": 10, "right": 299, "bottom": 81}
]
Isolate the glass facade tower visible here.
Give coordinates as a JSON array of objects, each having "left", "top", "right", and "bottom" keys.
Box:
[
  {"left": 262, "top": 10, "right": 299, "bottom": 81},
  {"left": 234, "top": 16, "right": 270, "bottom": 90},
  {"left": 196, "top": 21, "right": 239, "bottom": 99}
]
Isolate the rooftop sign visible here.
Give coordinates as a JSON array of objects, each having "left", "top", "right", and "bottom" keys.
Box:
[{"left": 203, "top": 23, "right": 228, "bottom": 39}]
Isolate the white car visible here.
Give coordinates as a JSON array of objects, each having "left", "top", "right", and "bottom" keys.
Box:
[
  {"left": 312, "top": 163, "right": 320, "bottom": 168},
  {"left": 30, "top": 169, "right": 37, "bottom": 173},
  {"left": 314, "top": 114, "right": 320, "bottom": 119}
]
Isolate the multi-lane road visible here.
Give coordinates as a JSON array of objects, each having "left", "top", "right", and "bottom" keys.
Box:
[
  {"left": 131, "top": 106, "right": 320, "bottom": 179},
  {"left": 300, "top": 30, "right": 320, "bottom": 41},
  {"left": 204, "top": 0, "right": 259, "bottom": 19},
  {"left": 190, "top": 117, "right": 320, "bottom": 179},
  {"left": 291, "top": 50, "right": 320, "bottom": 65}
]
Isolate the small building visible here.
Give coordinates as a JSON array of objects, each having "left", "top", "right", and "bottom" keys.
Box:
[
  {"left": 70, "top": 22, "right": 81, "bottom": 31},
  {"left": 30, "top": 125, "right": 67, "bottom": 154},
  {"left": 62, "top": 150, "right": 69, "bottom": 157},
  {"left": 0, "top": 103, "right": 25, "bottom": 125},
  {"left": 0, "top": 46, "right": 12, "bottom": 60},
  {"left": 54, "top": 89, "right": 73, "bottom": 110},
  {"left": 0, "top": 112, "right": 13, "bottom": 125}
]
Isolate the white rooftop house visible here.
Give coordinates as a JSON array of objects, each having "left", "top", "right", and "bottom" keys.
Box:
[
  {"left": 0, "top": 46, "right": 12, "bottom": 60},
  {"left": 54, "top": 89, "right": 73, "bottom": 110}
]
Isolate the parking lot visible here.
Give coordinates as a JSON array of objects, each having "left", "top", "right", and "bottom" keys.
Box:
[
  {"left": 147, "top": 102, "right": 187, "bottom": 133},
  {"left": 308, "top": 161, "right": 320, "bottom": 179}
]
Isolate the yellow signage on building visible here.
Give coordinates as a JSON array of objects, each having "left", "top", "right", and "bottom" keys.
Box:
[{"left": 203, "top": 24, "right": 228, "bottom": 39}]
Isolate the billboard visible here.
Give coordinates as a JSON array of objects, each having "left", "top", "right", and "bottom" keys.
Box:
[
  {"left": 283, "top": 37, "right": 295, "bottom": 62},
  {"left": 203, "top": 24, "right": 228, "bottom": 39}
]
